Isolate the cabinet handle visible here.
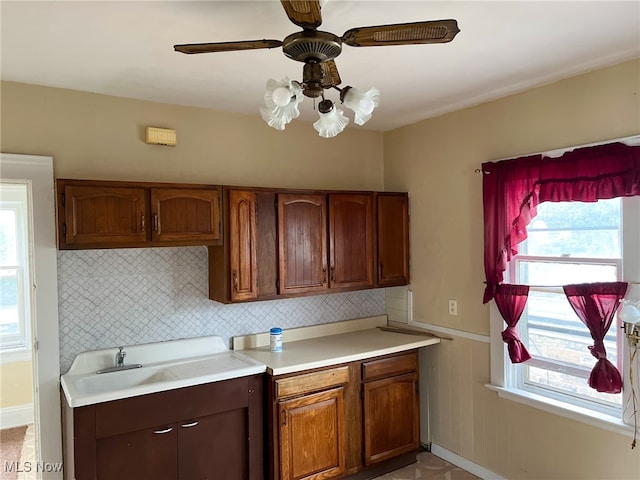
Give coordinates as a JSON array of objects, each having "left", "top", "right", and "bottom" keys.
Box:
[
  {"left": 153, "top": 214, "right": 159, "bottom": 232},
  {"left": 141, "top": 215, "right": 145, "bottom": 232},
  {"left": 233, "top": 270, "right": 238, "bottom": 292},
  {"left": 180, "top": 421, "right": 199, "bottom": 428},
  {"left": 331, "top": 265, "right": 336, "bottom": 282},
  {"left": 153, "top": 427, "right": 173, "bottom": 434}
]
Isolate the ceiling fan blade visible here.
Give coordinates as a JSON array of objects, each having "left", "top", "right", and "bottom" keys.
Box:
[
  {"left": 280, "top": 0, "right": 322, "bottom": 29},
  {"left": 341, "top": 20, "right": 460, "bottom": 47},
  {"left": 322, "top": 60, "right": 341, "bottom": 87},
  {"left": 174, "top": 39, "right": 283, "bottom": 54}
]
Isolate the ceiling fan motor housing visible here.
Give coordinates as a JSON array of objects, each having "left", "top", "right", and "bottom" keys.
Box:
[{"left": 282, "top": 31, "right": 342, "bottom": 63}]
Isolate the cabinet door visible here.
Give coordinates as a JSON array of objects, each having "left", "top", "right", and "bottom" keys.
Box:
[
  {"left": 278, "top": 194, "right": 328, "bottom": 295},
  {"left": 362, "top": 372, "right": 419, "bottom": 465},
  {"left": 229, "top": 190, "right": 258, "bottom": 301},
  {"left": 178, "top": 408, "right": 248, "bottom": 480},
  {"left": 329, "top": 193, "right": 374, "bottom": 289},
  {"left": 96, "top": 424, "right": 177, "bottom": 480},
  {"left": 150, "top": 187, "right": 221, "bottom": 243},
  {"left": 376, "top": 194, "right": 410, "bottom": 286},
  {"left": 63, "top": 185, "right": 147, "bottom": 246},
  {"left": 278, "top": 387, "right": 346, "bottom": 480}
]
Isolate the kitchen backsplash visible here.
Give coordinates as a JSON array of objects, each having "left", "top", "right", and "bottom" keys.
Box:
[{"left": 57, "top": 247, "right": 385, "bottom": 373}]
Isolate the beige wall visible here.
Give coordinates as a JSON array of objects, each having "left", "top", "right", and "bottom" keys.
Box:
[
  {"left": 0, "top": 360, "right": 33, "bottom": 408},
  {"left": 0, "top": 81, "right": 384, "bottom": 191},
  {"left": 384, "top": 59, "right": 640, "bottom": 478}
]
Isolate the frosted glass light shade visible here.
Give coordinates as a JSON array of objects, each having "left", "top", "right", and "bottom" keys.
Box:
[
  {"left": 620, "top": 300, "right": 640, "bottom": 324},
  {"left": 260, "top": 78, "right": 303, "bottom": 130},
  {"left": 341, "top": 87, "right": 380, "bottom": 125},
  {"left": 313, "top": 107, "right": 349, "bottom": 138}
]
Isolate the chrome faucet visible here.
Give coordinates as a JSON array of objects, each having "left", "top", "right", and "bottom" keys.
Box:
[
  {"left": 115, "top": 346, "right": 126, "bottom": 367},
  {"left": 96, "top": 346, "right": 143, "bottom": 374}
]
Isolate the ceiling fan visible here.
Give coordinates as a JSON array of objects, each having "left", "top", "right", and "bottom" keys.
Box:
[{"left": 174, "top": 0, "right": 460, "bottom": 137}]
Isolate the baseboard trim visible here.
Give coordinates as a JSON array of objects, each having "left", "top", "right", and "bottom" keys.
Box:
[
  {"left": 430, "top": 443, "right": 506, "bottom": 480},
  {"left": 0, "top": 404, "right": 34, "bottom": 429}
]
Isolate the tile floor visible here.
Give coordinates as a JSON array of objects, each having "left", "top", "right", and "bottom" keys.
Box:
[
  {"left": 17, "top": 425, "right": 35, "bottom": 480},
  {"left": 373, "top": 451, "right": 479, "bottom": 480}
]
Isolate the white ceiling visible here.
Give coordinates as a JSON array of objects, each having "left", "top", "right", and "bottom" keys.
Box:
[{"left": 1, "top": 1, "right": 639, "bottom": 132}]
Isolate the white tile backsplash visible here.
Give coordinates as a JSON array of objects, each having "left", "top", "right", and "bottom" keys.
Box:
[{"left": 57, "top": 247, "right": 385, "bottom": 373}]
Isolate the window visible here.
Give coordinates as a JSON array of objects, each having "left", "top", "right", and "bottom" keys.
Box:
[
  {"left": 0, "top": 183, "right": 31, "bottom": 351},
  {"left": 508, "top": 198, "right": 624, "bottom": 414}
]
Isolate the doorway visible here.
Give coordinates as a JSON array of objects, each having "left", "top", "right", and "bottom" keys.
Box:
[{"left": 0, "top": 154, "right": 62, "bottom": 479}]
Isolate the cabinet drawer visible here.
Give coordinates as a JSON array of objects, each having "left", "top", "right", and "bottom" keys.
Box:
[
  {"left": 275, "top": 365, "right": 349, "bottom": 399},
  {"left": 362, "top": 351, "right": 417, "bottom": 381},
  {"left": 95, "top": 376, "right": 250, "bottom": 438}
]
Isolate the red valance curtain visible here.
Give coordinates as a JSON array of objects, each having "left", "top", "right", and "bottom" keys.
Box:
[
  {"left": 563, "top": 282, "right": 628, "bottom": 394},
  {"left": 482, "top": 142, "right": 640, "bottom": 303},
  {"left": 494, "top": 284, "right": 531, "bottom": 363}
]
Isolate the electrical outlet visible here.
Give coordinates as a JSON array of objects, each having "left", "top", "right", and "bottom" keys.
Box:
[{"left": 448, "top": 299, "right": 458, "bottom": 316}]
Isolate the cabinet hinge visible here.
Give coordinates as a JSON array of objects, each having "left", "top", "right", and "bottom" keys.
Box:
[
  {"left": 274, "top": 198, "right": 278, "bottom": 211},
  {"left": 276, "top": 279, "right": 280, "bottom": 289}
]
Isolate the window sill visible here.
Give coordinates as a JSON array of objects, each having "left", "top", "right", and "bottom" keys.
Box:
[
  {"left": 485, "top": 383, "right": 636, "bottom": 439},
  {"left": 0, "top": 348, "right": 32, "bottom": 364}
]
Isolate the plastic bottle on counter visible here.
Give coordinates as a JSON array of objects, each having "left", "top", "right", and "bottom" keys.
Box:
[{"left": 270, "top": 327, "right": 283, "bottom": 352}]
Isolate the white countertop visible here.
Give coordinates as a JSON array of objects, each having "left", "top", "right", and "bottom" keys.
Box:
[{"left": 234, "top": 325, "right": 441, "bottom": 376}]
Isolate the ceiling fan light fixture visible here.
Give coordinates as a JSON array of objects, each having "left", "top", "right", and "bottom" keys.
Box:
[
  {"left": 313, "top": 106, "right": 349, "bottom": 138},
  {"left": 260, "top": 78, "right": 304, "bottom": 130},
  {"left": 340, "top": 86, "right": 380, "bottom": 125}
]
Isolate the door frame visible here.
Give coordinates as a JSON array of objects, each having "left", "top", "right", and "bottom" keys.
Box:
[{"left": 1, "top": 153, "right": 62, "bottom": 478}]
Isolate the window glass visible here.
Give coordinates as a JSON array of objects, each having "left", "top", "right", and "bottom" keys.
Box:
[
  {"left": 522, "top": 198, "right": 621, "bottom": 258},
  {"left": 513, "top": 199, "right": 622, "bottom": 411},
  {"left": 0, "top": 183, "right": 30, "bottom": 350}
]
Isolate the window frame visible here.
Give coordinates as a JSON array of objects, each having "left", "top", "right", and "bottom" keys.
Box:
[{"left": 489, "top": 195, "right": 640, "bottom": 434}]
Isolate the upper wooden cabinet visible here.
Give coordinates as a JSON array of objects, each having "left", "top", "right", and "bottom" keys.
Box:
[
  {"left": 149, "top": 188, "right": 220, "bottom": 243},
  {"left": 329, "top": 193, "right": 374, "bottom": 289},
  {"left": 278, "top": 193, "right": 328, "bottom": 295},
  {"left": 376, "top": 193, "right": 410, "bottom": 286},
  {"left": 228, "top": 190, "right": 258, "bottom": 302},
  {"left": 209, "top": 189, "right": 279, "bottom": 303},
  {"left": 61, "top": 184, "right": 147, "bottom": 247},
  {"left": 56, "top": 179, "right": 222, "bottom": 249},
  {"left": 210, "top": 188, "right": 408, "bottom": 303}
]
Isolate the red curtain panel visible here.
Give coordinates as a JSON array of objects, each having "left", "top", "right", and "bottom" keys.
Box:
[
  {"left": 494, "top": 283, "right": 531, "bottom": 363},
  {"left": 563, "top": 282, "right": 628, "bottom": 394}
]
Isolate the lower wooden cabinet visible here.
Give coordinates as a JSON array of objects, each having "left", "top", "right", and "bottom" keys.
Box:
[
  {"left": 363, "top": 372, "right": 419, "bottom": 465},
  {"left": 62, "top": 375, "right": 264, "bottom": 480},
  {"left": 278, "top": 387, "right": 346, "bottom": 480},
  {"left": 267, "top": 350, "right": 420, "bottom": 480}
]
